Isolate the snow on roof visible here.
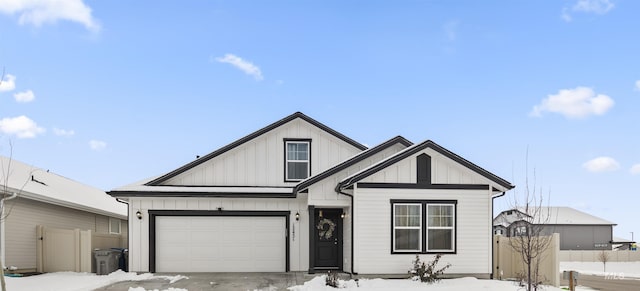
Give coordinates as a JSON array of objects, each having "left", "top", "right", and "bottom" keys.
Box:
[
  {"left": 1, "top": 156, "right": 127, "bottom": 219},
  {"left": 498, "top": 207, "right": 615, "bottom": 226}
]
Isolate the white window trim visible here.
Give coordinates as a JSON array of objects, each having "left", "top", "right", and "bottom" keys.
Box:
[
  {"left": 392, "top": 203, "right": 422, "bottom": 252},
  {"left": 109, "top": 218, "right": 121, "bottom": 234},
  {"left": 426, "top": 204, "right": 455, "bottom": 252},
  {"left": 285, "top": 140, "right": 310, "bottom": 181}
]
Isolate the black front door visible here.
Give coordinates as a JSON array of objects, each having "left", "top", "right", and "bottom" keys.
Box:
[{"left": 314, "top": 209, "right": 343, "bottom": 270}]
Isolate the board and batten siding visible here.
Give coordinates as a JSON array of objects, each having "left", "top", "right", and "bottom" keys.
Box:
[
  {"left": 161, "top": 119, "right": 363, "bottom": 187},
  {"left": 4, "top": 197, "right": 125, "bottom": 270},
  {"left": 127, "top": 196, "right": 309, "bottom": 272},
  {"left": 361, "top": 148, "right": 491, "bottom": 186},
  {"left": 307, "top": 143, "right": 408, "bottom": 206},
  {"left": 353, "top": 187, "right": 493, "bottom": 275}
]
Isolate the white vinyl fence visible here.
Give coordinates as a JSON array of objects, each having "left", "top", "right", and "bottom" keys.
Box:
[{"left": 560, "top": 250, "right": 640, "bottom": 262}]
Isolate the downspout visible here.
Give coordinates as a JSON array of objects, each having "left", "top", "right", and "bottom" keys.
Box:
[
  {"left": 1, "top": 191, "right": 18, "bottom": 268},
  {"left": 491, "top": 191, "right": 506, "bottom": 280},
  {"left": 335, "top": 183, "right": 356, "bottom": 276}
]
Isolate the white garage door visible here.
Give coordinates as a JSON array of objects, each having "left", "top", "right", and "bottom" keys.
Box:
[{"left": 155, "top": 216, "right": 286, "bottom": 272}]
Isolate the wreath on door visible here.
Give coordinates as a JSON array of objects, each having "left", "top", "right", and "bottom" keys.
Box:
[{"left": 316, "top": 218, "right": 336, "bottom": 239}]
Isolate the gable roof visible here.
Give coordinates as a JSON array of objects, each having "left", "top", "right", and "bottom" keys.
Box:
[
  {"left": 147, "top": 112, "right": 368, "bottom": 185},
  {"left": 338, "top": 139, "right": 515, "bottom": 191},
  {"left": 495, "top": 207, "right": 616, "bottom": 226},
  {"left": 1, "top": 156, "right": 127, "bottom": 219},
  {"left": 293, "top": 136, "right": 413, "bottom": 193}
]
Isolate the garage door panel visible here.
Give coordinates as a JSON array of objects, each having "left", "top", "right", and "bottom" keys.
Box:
[{"left": 155, "top": 216, "right": 286, "bottom": 272}]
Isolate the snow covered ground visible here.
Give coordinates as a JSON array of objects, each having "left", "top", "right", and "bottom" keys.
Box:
[
  {"left": 10, "top": 264, "right": 640, "bottom": 291},
  {"left": 561, "top": 261, "right": 640, "bottom": 278},
  {"left": 4, "top": 270, "right": 188, "bottom": 291}
]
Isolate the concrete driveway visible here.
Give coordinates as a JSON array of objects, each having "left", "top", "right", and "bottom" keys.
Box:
[{"left": 94, "top": 272, "right": 311, "bottom": 291}]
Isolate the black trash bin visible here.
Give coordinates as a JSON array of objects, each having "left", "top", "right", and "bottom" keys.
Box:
[{"left": 111, "top": 248, "right": 128, "bottom": 272}]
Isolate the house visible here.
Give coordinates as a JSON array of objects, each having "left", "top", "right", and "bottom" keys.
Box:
[
  {"left": 0, "top": 156, "right": 128, "bottom": 273},
  {"left": 109, "top": 112, "right": 514, "bottom": 277},
  {"left": 493, "top": 207, "right": 616, "bottom": 250}
]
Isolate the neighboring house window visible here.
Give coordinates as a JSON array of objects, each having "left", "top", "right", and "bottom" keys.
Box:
[
  {"left": 515, "top": 225, "right": 527, "bottom": 236},
  {"left": 285, "top": 140, "right": 310, "bottom": 181},
  {"left": 109, "top": 218, "right": 121, "bottom": 234},
  {"left": 391, "top": 200, "right": 456, "bottom": 254},
  {"left": 495, "top": 229, "right": 503, "bottom": 235},
  {"left": 393, "top": 203, "right": 422, "bottom": 252}
]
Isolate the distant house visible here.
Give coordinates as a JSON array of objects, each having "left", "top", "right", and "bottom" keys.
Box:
[
  {"left": 110, "top": 112, "right": 514, "bottom": 277},
  {"left": 0, "top": 156, "right": 128, "bottom": 273},
  {"left": 493, "top": 207, "right": 616, "bottom": 250}
]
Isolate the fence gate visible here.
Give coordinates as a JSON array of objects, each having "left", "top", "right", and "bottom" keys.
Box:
[{"left": 36, "top": 226, "right": 92, "bottom": 273}]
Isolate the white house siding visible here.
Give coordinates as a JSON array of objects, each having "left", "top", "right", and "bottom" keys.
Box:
[
  {"left": 307, "top": 143, "right": 408, "bottom": 205},
  {"left": 353, "top": 187, "right": 492, "bottom": 275},
  {"left": 127, "top": 196, "right": 309, "bottom": 272},
  {"left": 362, "top": 148, "right": 489, "bottom": 186},
  {"left": 161, "top": 119, "right": 362, "bottom": 187},
  {"left": 4, "top": 197, "right": 125, "bottom": 270},
  {"left": 304, "top": 142, "right": 408, "bottom": 272}
]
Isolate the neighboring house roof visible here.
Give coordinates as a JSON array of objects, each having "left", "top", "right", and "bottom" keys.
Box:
[
  {"left": 146, "top": 112, "right": 368, "bottom": 185},
  {"left": 494, "top": 207, "right": 616, "bottom": 226},
  {"left": 338, "top": 139, "right": 515, "bottom": 191},
  {"left": 0, "top": 156, "right": 127, "bottom": 219},
  {"left": 612, "top": 237, "right": 636, "bottom": 244},
  {"left": 293, "top": 136, "right": 413, "bottom": 193}
]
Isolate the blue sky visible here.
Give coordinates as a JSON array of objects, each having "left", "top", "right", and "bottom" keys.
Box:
[{"left": 0, "top": 0, "right": 638, "bottom": 240}]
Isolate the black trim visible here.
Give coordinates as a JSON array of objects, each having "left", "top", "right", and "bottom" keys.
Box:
[
  {"left": 390, "top": 200, "right": 458, "bottom": 255},
  {"left": 294, "top": 136, "right": 413, "bottom": 193},
  {"left": 148, "top": 210, "right": 290, "bottom": 273},
  {"left": 338, "top": 140, "right": 515, "bottom": 191},
  {"left": 284, "top": 139, "right": 312, "bottom": 182},
  {"left": 308, "top": 205, "right": 315, "bottom": 274},
  {"left": 417, "top": 154, "right": 431, "bottom": 185},
  {"left": 147, "top": 112, "right": 367, "bottom": 185},
  {"left": 358, "top": 183, "right": 490, "bottom": 190},
  {"left": 109, "top": 191, "right": 295, "bottom": 198}
]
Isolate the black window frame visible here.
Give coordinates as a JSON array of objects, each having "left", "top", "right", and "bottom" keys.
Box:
[
  {"left": 284, "top": 139, "right": 311, "bottom": 182},
  {"left": 390, "top": 199, "right": 457, "bottom": 254}
]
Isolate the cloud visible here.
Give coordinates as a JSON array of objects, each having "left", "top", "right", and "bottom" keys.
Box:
[
  {"left": 89, "top": 139, "right": 107, "bottom": 151},
  {"left": 631, "top": 164, "right": 640, "bottom": 175},
  {"left": 53, "top": 127, "right": 75, "bottom": 137},
  {"left": 13, "top": 90, "right": 35, "bottom": 102},
  {"left": 573, "top": 0, "right": 615, "bottom": 14},
  {"left": 214, "top": 54, "right": 264, "bottom": 81},
  {"left": 0, "top": 0, "right": 100, "bottom": 32},
  {"left": 635, "top": 80, "right": 640, "bottom": 91},
  {"left": 563, "top": 0, "right": 615, "bottom": 22},
  {"left": 0, "top": 74, "right": 16, "bottom": 92},
  {"left": 443, "top": 20, "right": 459, "bottom": 42},
  {"left": 530, "top": 87, "right": 614, "bottom": 119},
  {"left": 583, "top": 156, "right": 619, "bottom": 172},
  {"left": 0, "top": 115, "right": 45, "bottom": 138}
]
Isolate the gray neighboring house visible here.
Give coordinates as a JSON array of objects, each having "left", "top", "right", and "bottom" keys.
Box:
[
  {"left": 493, "top": 207, "right": 616, "bottom": 250},
  {"left": 0, "top": 156, "right": 128, "bottom": 272}
]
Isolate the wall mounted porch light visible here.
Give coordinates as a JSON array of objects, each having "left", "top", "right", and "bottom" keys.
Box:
[
  {"left": 136, "top": 210, "right": 143, "bottom": 220},
  {"left": 341, "top": 212, "right": 346, "bottom": 219},
  {"left": 295, "top": 212, "right": 300, "bottom": 221}
]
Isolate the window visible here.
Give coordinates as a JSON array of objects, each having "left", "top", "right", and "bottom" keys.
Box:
[
  {"left": 393, "top": 204, "right": 422, "bottom": 252},
  {"left": 427, "top": 204, "right": 454, "bottom": 251},
  {"left": 285, "top": 140, "right": 310, "bottom": 181},
  {"left": 391, "top": 200, "right": 456, "bottom": 253},
  {"left": 109, "top": 218, "right": 121, "bottom": 234},
  {"left": 515, "top": 225, "right": 527, "bottom": 236}
]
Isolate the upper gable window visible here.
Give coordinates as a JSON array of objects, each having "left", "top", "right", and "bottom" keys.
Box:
[{"left": 285, "top": 140, "right": 310, "bottom": 181}]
